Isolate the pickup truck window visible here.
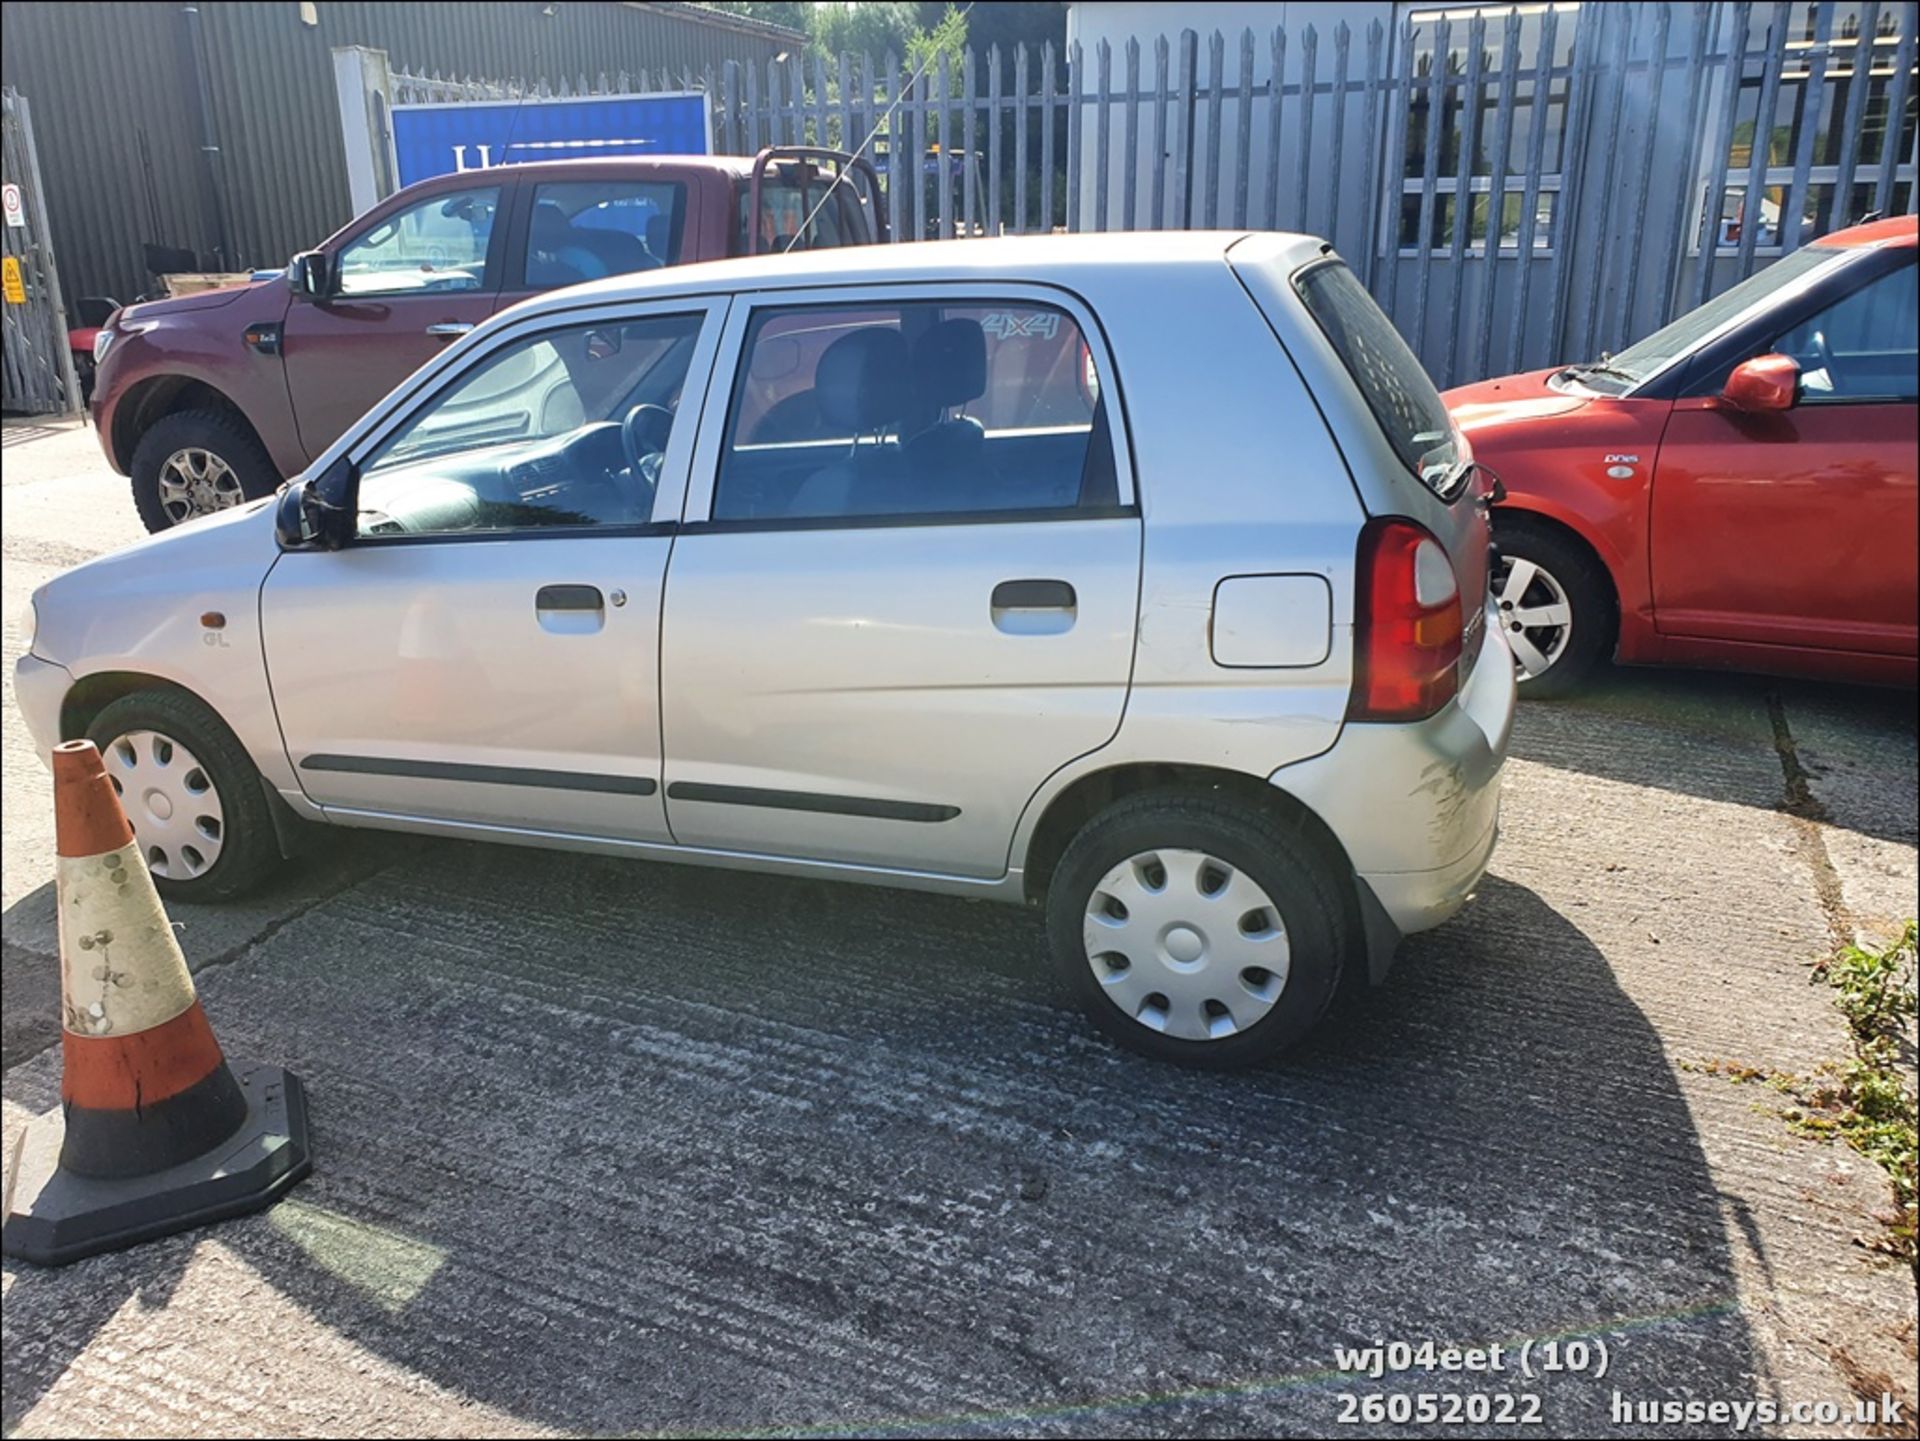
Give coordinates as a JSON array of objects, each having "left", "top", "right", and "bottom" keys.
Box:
[
  {"left": 739, "top": 174, "right": 868, "bottom": 254},
  {"left": 525, "top": 180, "right": 686, "bottom": 289},
  {"left": 337, "top": 187, "right": 500, "bottom": 297}
]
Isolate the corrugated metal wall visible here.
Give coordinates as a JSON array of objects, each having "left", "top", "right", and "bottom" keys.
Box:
[{"left": 0, "top": 1, "right": 799, "bottom": 307}]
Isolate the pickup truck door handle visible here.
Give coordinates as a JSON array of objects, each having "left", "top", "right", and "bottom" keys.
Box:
[
  {"left": 426, "top": 322, "right": 476, "bottom": 339},
  {"left": 992, "top": 579, "right": 1076, "bottom": 610}
]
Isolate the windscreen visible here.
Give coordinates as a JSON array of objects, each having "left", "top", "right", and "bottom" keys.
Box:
[{"left": 1292, "top": 259, "right": 1461, "bottom": 494}]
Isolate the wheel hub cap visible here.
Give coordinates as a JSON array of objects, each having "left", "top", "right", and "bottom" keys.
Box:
[
  {"left": 1491, "top": 553, "right": 1574, "bottom": 681},
  {"left": 1084, "top": 848, "right": 1291, "bottom": 1043},
  {"left": 156, "top": 447, "right": 243, "bottom": 525},
  {"left": 104, "top": 730, "right": 225, "bottom": 879}
]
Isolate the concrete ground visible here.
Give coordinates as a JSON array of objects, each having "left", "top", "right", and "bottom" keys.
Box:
[{"left": 3, "top": 416, "right": 1915, "bottom": 1438}]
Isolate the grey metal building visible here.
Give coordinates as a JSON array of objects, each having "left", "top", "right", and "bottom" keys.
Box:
[{"left": 0, "top": 1, "right": 801, "bottom": 308}]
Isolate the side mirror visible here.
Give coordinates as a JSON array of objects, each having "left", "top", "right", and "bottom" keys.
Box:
[
  {"left": 1723, "top": 353, "right": 1798, "bottom": 413},
  {"left": 288, "top": 249, "right": 334, "bottom": 302},
  {"left": 275, "top": 456, "right": 355, "bottom": 550}
]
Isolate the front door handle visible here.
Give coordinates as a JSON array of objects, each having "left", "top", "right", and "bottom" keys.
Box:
[
  {"left": 992, "top": 579, "right": 1077, "bottom": 610},
  {"left": 535, "top": 584, "right": 605, "bottom": 634},
  {"left": 536, "top": 584, "right": 603, "bottom": 611},
  {"left": 426, "top": 322, "right": 475, "bottom": 339}
]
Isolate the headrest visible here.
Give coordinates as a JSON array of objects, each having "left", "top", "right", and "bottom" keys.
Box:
[
  {"left": 815, "top": 327, "right": 911, "bottom": 433},
  {"left": 531, "top": 202, "right": 573, "bottom": 245},
  {"left": 912, "top": 318, "right": 987, "bottom": 409}
]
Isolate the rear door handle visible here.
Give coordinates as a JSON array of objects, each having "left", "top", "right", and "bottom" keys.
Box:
[
  {"left": 426, "top": 322, "right": 475, "bottom": 338},
  {"left": 992, "top": 579, "right": 1077, "bottom": 610}
]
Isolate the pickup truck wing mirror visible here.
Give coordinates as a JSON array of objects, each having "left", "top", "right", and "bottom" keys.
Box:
[{"left": 288, "top": 249, "right": 335, "bottom": 302}]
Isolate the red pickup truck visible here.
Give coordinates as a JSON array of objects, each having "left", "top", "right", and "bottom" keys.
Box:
[{"left": 92, "top": 148, "right": 883, "bottom": 530}]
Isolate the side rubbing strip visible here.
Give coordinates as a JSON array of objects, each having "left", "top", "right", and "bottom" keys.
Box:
[
  {"left": 666, "top": 782, "right": 960, "bottom": 823},
  {"left": 302, "top": 755, "right": 657, "bottom": 796}
]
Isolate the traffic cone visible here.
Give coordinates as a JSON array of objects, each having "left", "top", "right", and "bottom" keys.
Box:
[{"left": 2, "top": 740, "right": 311, "bottom": 1266}]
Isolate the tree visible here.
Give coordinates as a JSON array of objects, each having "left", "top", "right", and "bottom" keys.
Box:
[
  {"left": 693, "top": 2, "right": 814, "bottom": 36},
  {"left": 812, "top": 2, "right": 920, "bottom": 59}
]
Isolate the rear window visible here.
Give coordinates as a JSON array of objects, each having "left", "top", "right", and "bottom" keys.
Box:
[
  {"left": 1293, "top": 260, "right": 1461, "bottom": 492},
  {"left": 739, "top": 168, "right": 872, "bottom": 255}
]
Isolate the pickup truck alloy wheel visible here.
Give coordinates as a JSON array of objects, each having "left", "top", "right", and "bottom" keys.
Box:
[
  {"left": 1083, "top": 848, "right": 1290, "bottom": 1041},
  {"left": 157, "top": 447, "right": 244, "bottom": 524},
  {"left": 1492, "top": 552, "right": 1573, "bottom": 683},
  {"left": 103, "top": 729, "right": 226, "bottom": 879}
]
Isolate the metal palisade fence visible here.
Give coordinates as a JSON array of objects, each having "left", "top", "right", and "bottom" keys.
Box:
[
  {"left": 2, "top": 87, "right": 83, "bottom": 415},
  {"left": 395, "top": 0, "right": 1916, "bottom": 389}
]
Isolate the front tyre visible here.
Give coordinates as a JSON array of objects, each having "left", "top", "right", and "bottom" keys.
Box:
[
  {"left": 130, "top": 409, "right": 280, "bottom": 532},
  {"left": 1489, "top": 517, "right": 1615, "bottom": 698},
  {"left": 1046, "top": 791, "right": 1349, "bottom": 1069},
  {"left": 85, "top": 690, "right": 284, "bottom": 903}
]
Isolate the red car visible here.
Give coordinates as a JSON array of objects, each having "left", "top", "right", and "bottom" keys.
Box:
[{"left": 1446, "top": 215, "right": 1918, "bottom": 695}]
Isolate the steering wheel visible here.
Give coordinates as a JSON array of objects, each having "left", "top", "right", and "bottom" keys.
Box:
[{"left": 620, "top": 403, "right": 675, "bottom": 498}]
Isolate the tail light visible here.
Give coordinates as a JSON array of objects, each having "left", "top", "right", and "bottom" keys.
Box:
[{"left": 1349, "top": 518, "right": 1463, "bottom": 722}]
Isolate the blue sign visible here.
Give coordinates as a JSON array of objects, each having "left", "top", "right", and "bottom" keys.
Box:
[{"left": 390, "top": 93, "right": 710, "bottom": 189}]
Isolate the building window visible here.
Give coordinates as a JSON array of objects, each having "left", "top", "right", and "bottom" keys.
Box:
[
  {"left": 1699, "top": 2, "right": 1918, "bottom": 253},
  {"left": 1397, "top": 3, "right": 1581, "bottom": 256}
]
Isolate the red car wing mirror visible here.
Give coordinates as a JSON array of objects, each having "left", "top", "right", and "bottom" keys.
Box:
[{"left": 1722, "top": 353, "right": 1799, "bottom": 412}]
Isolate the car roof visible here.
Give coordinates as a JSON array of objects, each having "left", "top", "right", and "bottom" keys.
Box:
[
  {"left": 1811, "top": 214, "right": 1917, "bottom": 249},
  {"left": 514, "top": 230, "right": 1313, "bottom": 310}
]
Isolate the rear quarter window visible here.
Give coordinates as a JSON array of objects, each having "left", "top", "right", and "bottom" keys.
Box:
[{"left": 1292, "top": 259, "right": 1461, "bottom": 493}]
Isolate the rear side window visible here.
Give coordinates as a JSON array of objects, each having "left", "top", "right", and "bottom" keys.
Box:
[
  {"left": 1293, "top": 260, "right": 1461, "bottom": 492},
  {"left": 525, "top": 180, "right": 685, "bottom": 289},
  {"left": 713, "top": 299, "right": 1117, "bottom": 523}
]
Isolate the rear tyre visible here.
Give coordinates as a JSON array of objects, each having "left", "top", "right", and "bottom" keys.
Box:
[
  {"left": 1490, "top": 516, "right": 1614, "bottom": 698},
  {"left": 85, "top": 690, "right": 284, "bottom": 903},
  {"left": 130, "top": 409, "right": 280, "bottom": 533},
  {"left": 1046, "top": 791, "right": 1349, "bottom": 1069}
]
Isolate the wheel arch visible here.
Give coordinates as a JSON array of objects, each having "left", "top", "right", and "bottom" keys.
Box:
[
  {"left": 61, "top": 670, "right": 311, "bottom": 860},
  {"left": 1492, "top": 504, "right": 1623, "bottom": 637},
  {"left": 110, "top": 376, "right": 267, "bottom": 475}
]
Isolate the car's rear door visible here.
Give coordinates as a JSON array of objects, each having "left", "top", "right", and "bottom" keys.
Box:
[
  {"left": 1650, "top": 251, "right": 1918, "bottom": 655},
  {"left": 658, "top": 283, "right": 1141, "bottom": 878}
]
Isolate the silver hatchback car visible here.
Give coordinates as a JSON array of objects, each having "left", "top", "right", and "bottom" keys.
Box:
[{"left": 17, "top": 232, "right": 1514, "bottom": 1068}]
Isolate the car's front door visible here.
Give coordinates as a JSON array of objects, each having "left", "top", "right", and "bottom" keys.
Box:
[
  {"left": 1650, "top": 253, "right": 1919, "bottom": 656},
  {"left": 262, "top": 299, "right": 725, "bottom": 840},
  {"left": 281, "top": 181, "right": 514, "bottom": 462},
  {"left": 659, "top": 285, "right": 1142, "bottom": 878}
]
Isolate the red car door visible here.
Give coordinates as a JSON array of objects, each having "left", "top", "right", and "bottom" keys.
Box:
[
  {"left": 1649, "top": 255, "right": 1919, "bottom": 657},
  {"left": 281, "top": 180, "right": 512, "bottom": 461}
]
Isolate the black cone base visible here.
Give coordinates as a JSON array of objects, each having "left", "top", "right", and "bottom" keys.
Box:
[{"left": 2, "top": 1064, "right": 311, "bottom": 1267}]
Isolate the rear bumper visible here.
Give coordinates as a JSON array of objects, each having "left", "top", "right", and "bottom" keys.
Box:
[{"left": 1269, "top": 602, "right": 1516, "bottom": 948}]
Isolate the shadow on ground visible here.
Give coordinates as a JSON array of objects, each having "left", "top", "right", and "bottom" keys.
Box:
[
  {"left": 3, "top": 840, "right": 1760, "bottom": 1436},
  {"left": 1507, "top": 663, "right": 1916, "bottom": 845}
]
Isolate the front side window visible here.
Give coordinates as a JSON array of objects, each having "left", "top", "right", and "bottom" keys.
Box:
[
  {"left": 525, "top": 181, "right": 685, "bottom": 289},
  {"left": 713, "top": 298, "right": 1116, "bottom": 522},
  {"left": 355, "top": 312, "right": 704, "bottom": 538},
  {"left": 1294, "top": 260, "right": 1461, "bottom": 492},
  {"left": 336, "top": 187, "right": 500, "bottom": 297},
  {"left": 1772, "top": 259, "right": 1919, "bottom": 400}
]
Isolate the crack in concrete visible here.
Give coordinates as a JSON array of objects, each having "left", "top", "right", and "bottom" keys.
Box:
[{"left": 1766, "top": 692, "right": 1854, "bottom": 954}]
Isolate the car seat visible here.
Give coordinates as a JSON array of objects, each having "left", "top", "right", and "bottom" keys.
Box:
[{"left": 785, "top": 327, "right": 911, "bottom": 518}]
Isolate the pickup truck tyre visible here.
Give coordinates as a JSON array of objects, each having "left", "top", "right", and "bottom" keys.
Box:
[
  {"left": 130, "top": 410, "right": 279, "bottom": 533},
  {"left": 1047, "top": 791, "right": 1347, "bottom": 1069},
  {"left": 1489, "top": 516, "right": 1614, "bottom": 698},
  {"left": 85, "top": 689, "right": 284, "bottom": 903}
]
